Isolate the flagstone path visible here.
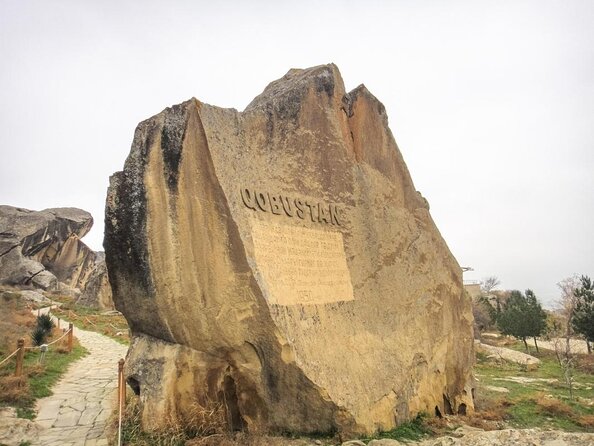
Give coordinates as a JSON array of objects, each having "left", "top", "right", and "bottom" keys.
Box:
[{"left": 32, "top": 308, "right": 128, "bottom": 446}]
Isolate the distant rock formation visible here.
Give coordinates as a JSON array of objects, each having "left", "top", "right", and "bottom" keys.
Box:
[
  {"left": 0, "top": 205, "right": 113, "bottom": 309},
  {"left": 105, "top": 64, "right": 474, "bottom": 436},
  {"left": 76, "top": 252, "right": 113, "bottom": 309}
]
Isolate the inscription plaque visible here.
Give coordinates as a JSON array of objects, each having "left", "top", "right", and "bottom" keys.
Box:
[{"left": 250, "top": 220, "right": 354, "bottom": 305}]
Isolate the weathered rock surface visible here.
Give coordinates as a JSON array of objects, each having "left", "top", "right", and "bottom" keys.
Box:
[
  {"left": 477, "top": 342, "right": 540, "bottom": 370},
  {"left": 415, "top": 428, "right": 594, "bottom": 446},
  {"left": 105, "top": 64, "right": 474, "bottom": 436},
  {"left": 76, "top": 252, "right": 113, "bottom": 309},
  {"left": 0, "top": 205, "right": 93, "bottom": 287},
  {"left": 0, "top": 205, "right": 114, "bottom": 308},
  {"left": 0, "top": 406, "right": 39, "bottom": 446},
  {"left": 19, "top": 289, "right": 51, "bottom": 304}
]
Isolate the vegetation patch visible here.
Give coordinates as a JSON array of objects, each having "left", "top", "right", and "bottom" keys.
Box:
[
  {"left": 51, "top": 301, "right": 130, "bottom": 345},
  {"left": 373, "top": 414, "right": 432, "bottom": 441},
  {"left": 117, "top": 393, "right": 228, "bottom": 446},
  {"left": 0, "top": 288, "right": 88, "bottom": 419},
  {"left": 474, "top": 341, "right": 594, "bottom": 433}
]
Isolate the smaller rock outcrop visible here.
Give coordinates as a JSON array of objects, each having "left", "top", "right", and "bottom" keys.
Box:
[
  {"left": 76, "top": 253, "right": 113, "bottom": 309},
  {"left": 0, "top": 407, "right": 39, "bottom": 446},
  {"left": 0, "top": 205, "right": 113, "bottom": 308}
]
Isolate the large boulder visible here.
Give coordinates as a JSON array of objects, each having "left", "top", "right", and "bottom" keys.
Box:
[
  {"left": 76, "top": 252, "right": 114, "bottom": 309},
  {"left": 105, "top": 64, "right": 474, "bottom": 436},
  {"left": 0, "top": 206, "right": 114, "bottom": 308},
  {"left": 0, "top": 206, "right": 93, "bottom": 289}
]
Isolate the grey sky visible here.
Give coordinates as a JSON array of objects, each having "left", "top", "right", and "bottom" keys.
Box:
[{"left": 1, "top": 1, "right": 592, "bottom": 307}]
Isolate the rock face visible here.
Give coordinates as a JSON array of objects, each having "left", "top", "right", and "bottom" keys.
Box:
[
  {"left": 0, "top": 406, "right": 39, "bottom": 446},
  {"left": 0, "top": 205, "right": 114, "bottom": 308},
  {"left": 105, "top": 64, "right": 474, "bottom": 436},
  {"left": 76, "top": 252, "right": 113, "bottom": 309}
]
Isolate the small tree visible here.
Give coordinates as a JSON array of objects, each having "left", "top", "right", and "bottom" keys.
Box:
[
  {"left": 496, "top": 289, "right": 547, "bottom": 352},
  {"left": 557, "top": 275, "right": 580, "bottom": 352},
  {"left": 481, "top": 276, "right": 501, "bottom": 294},
  {"left": 572, "top": 275, "right": 594, "bottom": 354}
]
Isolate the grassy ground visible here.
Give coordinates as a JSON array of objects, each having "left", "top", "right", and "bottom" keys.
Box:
[
  {"left": 474, "top": 339, "right": 594, "bottom": 432},
  {"left": 115, "top": 335, "right": 594, "bottom": 445},
  {"left": 117, "top": 396, "right": 440, "bottom": 446},
  {"left": 0, "top": 288, "right": 88, "bottom": 419},
  {"left": 361, "top": 414, "right": 434, "bottom": 442},
  {"left": 49, "top": 301, "right": 130, "bottom": 346}
]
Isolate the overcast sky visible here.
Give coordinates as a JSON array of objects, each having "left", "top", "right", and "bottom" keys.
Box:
[{"left": 1, "top": 1, "right": 592, "bottom": 307}]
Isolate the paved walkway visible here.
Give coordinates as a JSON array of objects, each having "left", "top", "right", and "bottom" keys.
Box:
[{"left": 32, "top": 310, "right": 128, "bottom": 446}]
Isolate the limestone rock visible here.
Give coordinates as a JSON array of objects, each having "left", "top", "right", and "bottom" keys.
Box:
[
  {"left": 19, "top": 289, "right": 51, "bottom": 304},
  {"left": 0, "top": 205, "right": 114, "bottom": 308},
  {"left": 0, "top": 205, "right": 93, "bottom": 289},
  {"left": 31, "top": 269, "right": 59, "bottom": 290},
  {"left": 367, "top": 440, "right": 404, "bottom": 446},
  {"left": 416, "top": 428, "right": 594, "bottom": 445},
  {"left": 0, "top": 406, "right": 39, "bottom": 446},
  {"left": 105, "top": 64, "right": 474, "bottom": 436},
  {"left": 76, "top": 252, "right": 114, "bottom": 309},
  {"left": 477, "top": 342, "right": 540, "bottom": 370}
]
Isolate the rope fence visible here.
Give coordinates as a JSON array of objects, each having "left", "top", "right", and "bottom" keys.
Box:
[
  {"left": 0, "top": 349, "right": 19, "bottom": 368},
  {"left": 0, "top": 307, "right": 74, "bottom": 377},
  {"left": 47, "top": 326, "right": 73, "bottom": 347}
]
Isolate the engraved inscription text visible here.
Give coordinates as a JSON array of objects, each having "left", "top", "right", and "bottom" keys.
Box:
[{"left": 251, "top": 221, "right": 354, "bottom": 305}]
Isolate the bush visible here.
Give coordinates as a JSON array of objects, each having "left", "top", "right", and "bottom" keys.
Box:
[
  {"left": 36, "top": 314, "right": 54, "bottom": 334},
  {"left": 534, "top": 394, "right": 574, "bottom": 418},
  {"left": 31, "top": 326, "right": 47, "bottom": 346},
  {"left": 0, "top": 375, "right": 29, "bottom": 403},
  {"left": 119, "top": 393, "right": 229, "bottom": 445}
]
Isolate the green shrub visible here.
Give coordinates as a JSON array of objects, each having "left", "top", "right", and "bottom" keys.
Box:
[
  {"left": 30, "top": 326, "right": 47, "bottom": 346},
  {"left": 36, "top": 314, "right": 54, "bottom": 334}
]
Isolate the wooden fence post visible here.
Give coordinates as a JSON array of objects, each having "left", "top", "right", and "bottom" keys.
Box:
[
  {"left": 68, "top": 323, "right": 73, "bottom": 352},
  {"left": 118, "top": 358, "right": 126, "bottom": 407},
  {"left": 15, "top": 338, "right": 25, "bottom": 377}
]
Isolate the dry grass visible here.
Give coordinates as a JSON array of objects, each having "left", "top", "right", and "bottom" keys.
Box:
[
  {"left": 0, "top": 289, "right": 36, "bottom": 357},
  {"left": 0, "top": 288, "right": 87, "bottom": 418},
  {"left": 462, "top": 388, "right": 510, "bottom": 431},
  {"left": 52, "top": 304, "right": 130, "bottom": 345},
  {"left": 0, "top": 375, "right": 29, "bottom": 403},
  {"left": 118, "top": 393, "right": 230, "bottom": 445},
  {"left": 576, "top": 354, "right": 594, "bottom": 374},
  {"left": 576, "top": 415, "right": 594, "bottom": 428},
  {"left": 117, "top": 394, "right": 329, "bottom": 446},
  {"left": 533, "top": 393, "right": 575, "bottom": 418}
]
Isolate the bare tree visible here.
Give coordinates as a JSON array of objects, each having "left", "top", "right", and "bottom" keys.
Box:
[
  {"left": 481, "top": 276, "right": 501, "bottom": 294},
  {"left": 557, "top": 275, "right": 580, "bottom": 353},
  {"left": 552, "top": 337, "right": 575, "bottom": 400}
]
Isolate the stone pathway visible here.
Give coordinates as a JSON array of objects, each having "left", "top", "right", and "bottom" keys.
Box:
[{"left": 32, "top": 311, "right": 128, "bottom": 446}]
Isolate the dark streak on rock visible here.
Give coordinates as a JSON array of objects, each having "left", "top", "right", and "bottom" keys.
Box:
[
  {"left": 105, "top": 117, "right": 159, "bottom": 300},
  {"left": 161, "top": 103, "right": 189, "bottom": 192}
]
